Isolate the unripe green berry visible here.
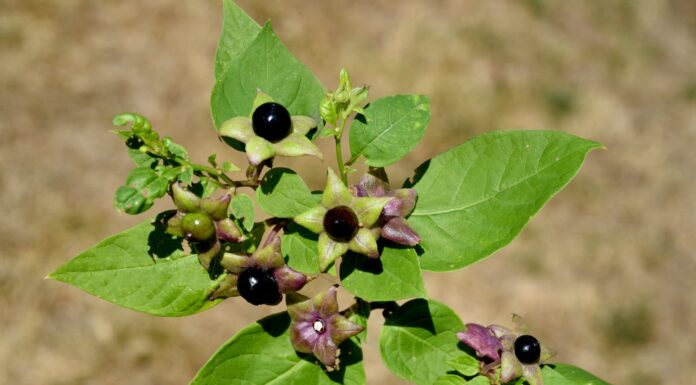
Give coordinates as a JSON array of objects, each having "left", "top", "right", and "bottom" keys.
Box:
[{"left": 181, "top": 212, "right": 215, "bottom": 241}]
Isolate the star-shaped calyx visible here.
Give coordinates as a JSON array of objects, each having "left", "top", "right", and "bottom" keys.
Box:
[
  {"left": 211, "top": 229, "right": 308, "bottom": 306},
  {"left": 293, "top": 169, "right": 393, "bottom": 271},
  {"left": 457, "top": 316, "right": 555, "bottom": 385},
  {"left": 352, "top": 169, "right": 420, "bottom": 246},
  {"left": 287, "top": 286, "right": 364, "bottom": 369},
  {"left": 218, "top": 91, "right": 323, "bottom": 166},
  {"left": 165, "top": 182, "right": 243, "bottom": 270}
]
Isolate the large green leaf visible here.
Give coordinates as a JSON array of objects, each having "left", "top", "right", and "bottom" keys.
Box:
[
  {"left": 339, "top": 246, "right": 426, "bottom": 301},
  {"left": 48, "top": 219, "right": 222, "bottom": 317},
  {"left": 543, "top": 364, "right": 612, "bottom": 385},
  {"left": 215, "top": 0, "right": 262, "bottom": 80},
  {"left": 281, "top": 223, "right": 321, "bottom": 275},
  {"left": 408, "top": 130, "right": 602, "bottom": 271},
  {"left": 349, "top": 94, "right": 430, "bottom": 167},
  {"left": 211, "top": 22, "right": 325, "bottom": 127},
  {"left": 257, "top": 168, "right": 317, "bottom": 218},
  {"left": 190, "top": 312, "right": 365, "bottom": 385},
  {"left": 380, "top": 299, "right": 473, "bottom": 385}
]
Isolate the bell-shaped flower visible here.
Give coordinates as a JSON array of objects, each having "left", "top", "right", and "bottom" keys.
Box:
[
  {"left": 293, "top": 169, "right": 393, "bottom": 271},
  {"left": 165, "top": 182, "right": 243, "bottom": 269},
  {"left": 457, "top": 323, "right": 504, "bottom": 363},
  {"left": 211, "top": 231, "right": 308, "bottom": 306},
  {"left": 287, "top": 286, "right": 364, "bottom": 369},
  {"left": 218, "top": 91, "right": 323, "bottom": 166},
  {"left": 353, "top": 171, "right": 420, "bottom": 246}
]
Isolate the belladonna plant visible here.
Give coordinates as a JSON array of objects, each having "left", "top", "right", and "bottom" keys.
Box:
[{"left": 47, "top": 2, "right": 611, "bottom": 385}]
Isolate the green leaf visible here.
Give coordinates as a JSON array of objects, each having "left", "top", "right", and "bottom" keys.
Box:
[
  {"left": 339, "top": 246, "right": 426, "bottom": 301},
  {"left": 465, "top": 377, "right": 490, "bottom": 385},
  {"left": 447, "top": 355, "right": 479, "bottom": 376},
  {"left": 127, "top": 149, "right": 156, "bottom": 167},
  {"left": 543, "top": 364, "right": 612, "bottom": 385},
  {"left": 379, "top": 299, "right": 473, "bottom": 385},
  {"left": 211, "top": 22, "right": 325, "bottom": 127},
  {"left": 190, "top": 312, "right": 365, "bottom": 385},
  {"left": 48, "top": 219, "right": 223, "bottom": 317},
  {"left": 434, "top": 375, "right": 467, "bottom": 385},
  {"left": 164, "top": 137, "right": 189, "bottom": 160},
  {"left": 230, "top": 193, "right": 255, "bottom": 232},
  {"left": 115, "top": 165, "right": 178, "bottom": 214},
  {"left": 348, "top": 300, "right": 370, "bottom": 345},
  {"left": 281, "top": 223, "right": 320, "bottom": 275},
  {"left": 222, "top": 160, "right": 239, "bottom": 172},
  {"left": 214, "top": 0, "right": 262, "bottom": 81},
  {"left": 408, "top": 130, "right": 602, "bottom": 271},
  {"left": 349, "top": 95, "right": 430, "bottom": 167},
  {"left": 257, "top": 168, "right": 317, "bottom": 218}
]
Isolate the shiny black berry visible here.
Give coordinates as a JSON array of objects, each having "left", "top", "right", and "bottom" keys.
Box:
[
  {"left": 126, "top": 135, "right": 144, "bottom": 149},
  {"left": 323, "top": 205, "right": 359, "bottom": 242},
  {"left": 237, "top": 268, "right": 282, "bottom": 305},
  {"left": 252, "top": 102, "right": 292, "bottom": 143},
  {"left": 181, "top": 212, "right": 215, "bottom": 241},
  {"left": 514, "top": 334, "right": 541, "bottom": 364}
]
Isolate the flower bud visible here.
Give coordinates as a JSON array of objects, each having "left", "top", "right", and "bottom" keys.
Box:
[{"left": 171, "top": 182, "right": 201, "bottom": 213}]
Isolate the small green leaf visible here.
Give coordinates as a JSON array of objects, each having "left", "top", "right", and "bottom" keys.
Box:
[
  {"left": 48, "top": 219, "right": 223, "bottom": 316},
  {"left": 408, "top": 130, "right": 602, "bottom": 271},
  {"left": 163, "top": 137, "right": 189, "bottom": 160},
  {"left": 380, "top": 299, "right": 473, "bottom": 385},
  {"left": 215, "top": 0, "right": 262, "bottom": 80},
  {"left": 127, "top": 149, "right": 156, "bottom": 167},
  {"left": 543, "top": 364, "right": 612, "bottom": 385},
  {"left": 222, "top": 160, "right": 239, "bottom": 172},
  {"left": 447, "top": 355, "right": 479, "bottom": 376},
  {"left": 434, "top": 375, "right": 468, "bottom": 385},
  {"left": 230, "top": 193, "right": 255, "bottom": 232},
  {"left": 257, "top": 168, "right": 317, "bottom": 218},
  {"left": 281, "top": 223, "right": 320, "bottom": 275},
  {"left": 190, "top": 312, "right": 365, "bottom": 385},
  {"left": 115, "top": 166, "right": 173, "bottom": 214},
  {"left": 340, "top": 246, "right": 426, "bottom": 301},
  {"left": 211, "top": 22, "right": 325, "bottom": 127},
  {"left": 349, "top": 94, "right": 430, "bottom": 167}
]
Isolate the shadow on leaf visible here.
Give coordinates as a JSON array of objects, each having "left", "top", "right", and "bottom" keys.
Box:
[{"left": 148, "top": 211, "right": 184, "bottom": 259}]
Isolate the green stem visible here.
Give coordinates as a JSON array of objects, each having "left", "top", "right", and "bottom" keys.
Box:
[{"left": 335, "top": 119, "right": 349, "bottom": 184}]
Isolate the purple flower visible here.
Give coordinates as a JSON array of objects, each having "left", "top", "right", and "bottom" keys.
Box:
[
  {"left": 352, "top": 171, "right": 420, "bottom": 246},
  {"left": 288, "top": 286, "right": 364, "bottom": 368},
  {"left": 457, "top": 323, "right": 503, "bottom": 362}
]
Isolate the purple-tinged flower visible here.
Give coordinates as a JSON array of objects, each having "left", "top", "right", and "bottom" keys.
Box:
[
  {"left": 287, "top": 286, "right": 364, "bottom": 369},
  {"left": 352, "top": 170, "right": 420, "bottom": 246},
  {"left": 293, "top": 169, "right": 393, "bottom": 271},
  {"left": 457, "top": 323, "right": 504, "bottom": 362},
  {"left": 211, "top": 230, "right": 308, "bottom": 305}
]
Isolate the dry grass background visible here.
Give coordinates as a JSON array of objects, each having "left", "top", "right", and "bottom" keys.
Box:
[{"left": 1, "top": 0, "right": 695, "bottom": 384}]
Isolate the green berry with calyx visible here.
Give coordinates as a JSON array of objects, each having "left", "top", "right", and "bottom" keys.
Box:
[{"left": 181, "top": 212, "right": 215, "bottom": 241}]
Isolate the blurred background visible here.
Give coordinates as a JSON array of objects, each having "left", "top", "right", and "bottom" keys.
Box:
[{"left": 1, "top": 0, "right": 695, "bottom": 384}]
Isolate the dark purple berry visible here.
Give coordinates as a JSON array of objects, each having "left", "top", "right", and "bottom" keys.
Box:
[
  {"left": 252, "top": 102, "right": 292, "bottom": 143},
  {"left": 126, "top": 135, "right": 144, "bottom": 149},
  {"left": 237, "top": 268, "right": 282, "bottom": 305},
  {"left": 323, "top": 205, "right": 359, "bottom": 242},
  {"left": 181, "top": 212, "right": 215, "bottom": 241},
  {"left": 514, "top": 334, "right": 541, "bottom": 364}
]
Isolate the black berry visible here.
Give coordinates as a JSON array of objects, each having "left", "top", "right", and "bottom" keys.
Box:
[
  {"left": 323, "top": 205, "right": 359, "bottom": 242},
  {"left": 126, "top": 135, "right": 144, "bottom": 149},
  {"left": 181, "top": 212, "right": 215, "bottom": 241},
  {"left": 252, "top": 102, "right": 292, "bottom": 143},
  {"left": 237, "top": 268, "right": 282, "bottom": 305},
  {"left": 514, "top": 334, "right": 541, "bottom": 364}
]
